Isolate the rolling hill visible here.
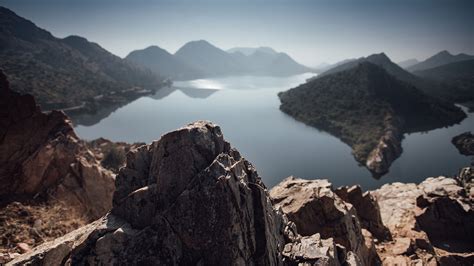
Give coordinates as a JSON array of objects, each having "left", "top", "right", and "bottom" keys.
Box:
[
  {"left": 127, "top": 41, "right": 313, "bottom": 80},
  {"left": 126, "top": 45, "right": 203, "bottom": 80}
]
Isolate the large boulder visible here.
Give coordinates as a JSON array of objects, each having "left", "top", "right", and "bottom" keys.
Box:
[
  {"left": 0, "top": 70, "right": 114, "bottom": 218},
  {"left": 270, "top": 176, "right": 379, "bottom": 265},
  {"left": 10, "top": 121, "right": 354, "bottom": 265},
  {"left": 334, "top": 185, "right": 391, "bottom": 241},
  {"left": 373, "top": 174, "right": 474, "bottom": 265}
]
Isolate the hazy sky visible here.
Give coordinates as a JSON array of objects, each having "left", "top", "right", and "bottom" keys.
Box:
[{"left": 1, "top": 0, "right": 473, "bottom": 66}]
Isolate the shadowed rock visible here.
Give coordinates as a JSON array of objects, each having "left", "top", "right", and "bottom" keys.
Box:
[
  {"left": 0, "top": 70, "right": 114, "bottom": 218},
  {"left": 452, "top": 132, "right": 474, "bottom": 156},
  {"left": 373, "top": 172, "right": 474, "bottom": 265},
  {"left": 270, "top": 176, "right": 380, "bottom": 265}
]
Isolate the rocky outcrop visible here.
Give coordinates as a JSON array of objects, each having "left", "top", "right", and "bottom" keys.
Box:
[
  {"left": 373, "top": 172, "right": 474, "bottom": 265},
  {"left": 365, "top": 115, "right": 403, "bottom": 176},
  {"left": 10, "top": 121, "right": 365, "bottom": 265},
  {"left": 270, "top": 177, "right": 380, "bottom": 265},
  {"left": 334, "top": 185, "right": 391, "bottom": 241},
  {"left": 0, "top": 70, "right": 114, "bottom": 217},
  {"left": 452, "top": 132, "right": 474, "bottom": 156},
  {"left": 7, "top": 117, "right": 474, "bottom": 265},
  {"left": 0, "top": 70, "right": 115, "bottom": 263}
]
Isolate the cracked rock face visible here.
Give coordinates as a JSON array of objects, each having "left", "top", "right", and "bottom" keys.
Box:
[
  {"left": 373, "top": 174, "right": 474, "bottom": 265},
  {"left": 11, "top": 121, "right": 360, "bottom": 265},
  {"left": 0, "top": 70, "right": 114, "bottom": 219},
  {"left": 270, "top": 176, "right": 380, "bottom": 265}
]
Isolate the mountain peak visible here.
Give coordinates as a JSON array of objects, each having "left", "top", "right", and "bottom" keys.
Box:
[
  {"left": 63, "top": 35, "right": 90, "bottom": 44},
  {"left": 182, "top": 40, "right": 214, "bottom": 48},
  {"left": 436, "top": 50, "right": 452, "bottom": 57},
  {"left": 366, "top": 52, "right": 391, "bottom": 63},
  {"left": 408, "top": 50, "right": 474, "bottom": 72}
]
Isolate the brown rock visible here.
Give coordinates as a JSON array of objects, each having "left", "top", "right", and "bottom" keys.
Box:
[
  {"left": 282, "top": 234, "right": 340, "bottom": 265},
  {"left": 0, "top": 70, "right": 115, "bottom": 219},
  {"left": 391, "top": 237, "right": 413, "bottom": 255},
  {"left": 270, "top": 176, "right": 379, "bottom": 265},
  {"left": 16, "top": 243, "right": 31, "bottom": 254},
  {"left": 373, "top": 174, "right": 474, "bottom": 265},
  {"left": 335, "top": 185, "right": 391, "bottom": 240},
  {"left": 365, "top": 116, "right": 403, "bottom": 176}
]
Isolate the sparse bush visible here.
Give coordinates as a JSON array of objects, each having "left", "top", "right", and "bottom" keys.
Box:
[{"left": 101, "top": 146, "right": 126, "bottom": 172}]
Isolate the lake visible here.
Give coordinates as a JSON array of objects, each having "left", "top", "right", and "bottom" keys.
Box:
[{"left": 73, "top": 74, "right": 473, "bottom": 189}]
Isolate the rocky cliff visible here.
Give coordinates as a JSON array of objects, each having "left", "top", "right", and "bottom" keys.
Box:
[
  {"left": 373, "top": 172, "right": 474, "bottom": 265},
  {"left": 7, "top": 121, "right": 367, "bottom": 265},
  {"left": 0, "top": 70, "right": 115, "bottom": 262}
]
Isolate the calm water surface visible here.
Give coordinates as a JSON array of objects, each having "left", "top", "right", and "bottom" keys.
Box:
[{"left": 74, "top": 74, "right": 473, "bottom": 189}]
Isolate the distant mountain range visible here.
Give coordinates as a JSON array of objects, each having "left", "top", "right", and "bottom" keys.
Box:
[
  {"left": 227, "top": 47, "right": 277, "bottom": 56},
  {"left": 126, "top": 41, "right": 313, "bottom": 80},
  {"left": 126, "top": 45, "right": 204, "bottom": 80},
  {"left": 279, "top": 62, "right": 466, "bottom": 175},
  {"left": 0, "top": 7, "right": 163, "bottom": 110},
  {"left": 407, "top": 50, "right": 474, "bottom": 72},
  {"left": 316, "top": 52, "right": 474, "bottom": 103},
  {"left": 397, "top": 59, "right": 419, "bottom": 69},
  {"left": 413, "top": 59, "right": 474, "bottom": 102}
]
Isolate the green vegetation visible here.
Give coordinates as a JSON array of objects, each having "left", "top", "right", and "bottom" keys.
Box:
[
  {"left": 101, "top": 146, "right": 127, "bottom": 173},
  {"left": 0, "top": 7, "right": 163, "bottom": 110},
  {"left": 279, "top": 62, "right": 466, "bottom": 164}
]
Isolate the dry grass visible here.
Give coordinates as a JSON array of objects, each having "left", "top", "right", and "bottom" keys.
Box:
[{"left": 0, "top": 201, "right": 88, "bottom": 263}]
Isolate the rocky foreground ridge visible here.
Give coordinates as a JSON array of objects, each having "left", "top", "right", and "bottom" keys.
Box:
[
  {"left": 7, "top": 119, "right": 473, "bottom": 265},
  {"left": 0, "top": 70, "right": 116, "bottom": 261}
]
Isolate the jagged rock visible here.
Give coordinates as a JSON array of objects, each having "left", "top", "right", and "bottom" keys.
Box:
[
  {"left": 365, "top": 116, "right": 403, "bottom": 176},
  {"left": 373, "top": 174, "right": 474, "bottom": 265},
  {"left": 0, "top": 70, "right": 115, "bottom": 218},
  {"left": 458, "top": 166, "right": 474, "bottom": 198},
  {"left": 282, "top": 234, "right": 340, "bottom": 265},
  {"left": 13, "top": 121, "right": 337, "bottom": 265},
  {"left": 452, "top": 132, "right": 474, "bottom": 156},
  {"left": 335, "top": 185, "right": 391, "bottom": 240},
  {"left": 270, "top": 176, "right": 379, "bottom": 265}
]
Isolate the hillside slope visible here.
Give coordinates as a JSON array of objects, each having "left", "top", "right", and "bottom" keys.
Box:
[
  {"left": 414, "top": 59, "right": 474, "bottom": 102},
  {"left": 279, "top": 62, "right": 466, "bottom": 175},
  {"left": 0, "top": 7, "right": 163, "bottom": 109},
  {"left": 126, "top": 45, "right": 203, "bottom": 80}
]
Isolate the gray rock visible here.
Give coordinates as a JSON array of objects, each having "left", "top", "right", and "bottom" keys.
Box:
[
  {"left": 270, "top": 176, "right": 379, "bottom": 265},
  {"left": 11, "top": 121, "right": 345, "bottom": 265}
]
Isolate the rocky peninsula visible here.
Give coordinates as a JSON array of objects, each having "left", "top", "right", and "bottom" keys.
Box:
[{"left": 279, "top": 61, "right": 466, "bottom": 176}]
